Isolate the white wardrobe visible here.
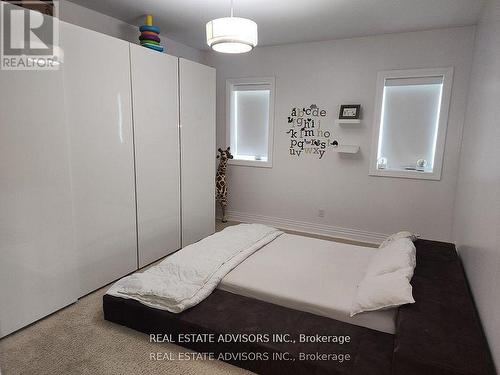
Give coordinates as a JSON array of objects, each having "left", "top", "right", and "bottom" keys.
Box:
[
  {"left": 61, "top": 23, "right": 138, "bottom": 297},
  {"left": 129, "top": 44, "right": 181, "bottom": 268},
  {"left": 180, "top": 59, "right": 216, "bottom": 246},
  {"left": 0, "top": 20, "right": 215, "bottom": 338},
  {"left": 0, "top": 64, "right": 78, "bottom": 339}
]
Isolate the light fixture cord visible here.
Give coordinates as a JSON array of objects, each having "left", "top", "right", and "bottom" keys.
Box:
[{"left": 230, "top": 0, "right": 234, "bottom": 17}]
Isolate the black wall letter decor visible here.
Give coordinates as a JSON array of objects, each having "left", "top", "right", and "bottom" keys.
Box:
[{"left": 287, "top": 104, "right": 338, "bottom": 159}]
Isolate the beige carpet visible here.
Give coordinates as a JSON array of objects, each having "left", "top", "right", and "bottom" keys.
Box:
[
  {"left": 0, "top": 221, "right": 251, "bottom": 375},
  {"left": 0, "top": 283, "right": 253, "bottom": 375},
  {"left": 0, "top": 221, "right": 374, "bottom": 375}
]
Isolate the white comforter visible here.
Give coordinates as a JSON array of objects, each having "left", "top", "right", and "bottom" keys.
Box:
[{"left": 106, "top": 224, "right": 283, "bottom": 313}]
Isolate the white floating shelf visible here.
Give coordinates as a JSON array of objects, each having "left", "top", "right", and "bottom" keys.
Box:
[
  {"left": 333, "top": 145, "right": 360, "bottom": 154},
  {"left": 335, "top": 119, "right": 361, "bottom": 125}
]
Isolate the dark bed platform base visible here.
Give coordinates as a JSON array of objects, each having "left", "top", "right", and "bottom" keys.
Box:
[{"left": 103, "top": 240, "right": 495, "bottom": 375}]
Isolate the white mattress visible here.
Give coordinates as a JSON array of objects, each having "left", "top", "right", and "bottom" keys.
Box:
[{"left": 218, "top": 233, "right": 397, "bottom": 334}]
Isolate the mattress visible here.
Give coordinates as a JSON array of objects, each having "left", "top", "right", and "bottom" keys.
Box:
[{"left": 218, "top": 233, "right": 397, "bottom": 334}]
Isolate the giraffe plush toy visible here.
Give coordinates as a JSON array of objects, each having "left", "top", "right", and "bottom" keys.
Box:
[{"left": 216, "top": 147, "right": 233, "bottom": 223}]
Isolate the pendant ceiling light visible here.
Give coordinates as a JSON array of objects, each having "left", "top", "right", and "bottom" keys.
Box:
[{"left": 206, "top": 0, "right": 258, "bottom": 54}]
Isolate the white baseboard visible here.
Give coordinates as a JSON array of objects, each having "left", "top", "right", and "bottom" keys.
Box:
[{"left": 224, "top": 210, "right": 387, "bottom": 245}]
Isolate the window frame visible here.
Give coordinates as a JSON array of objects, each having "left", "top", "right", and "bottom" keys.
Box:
[
  {"left": 369, "top": 67, "right": 454, "bottom": 181},
  {"left": 226, "top": 77, "right": 275, "bottom": 168}
]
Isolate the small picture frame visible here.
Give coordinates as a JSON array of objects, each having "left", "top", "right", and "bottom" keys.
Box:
[{"left": 339, "top": 104, "right": 361, "bottom": 120}]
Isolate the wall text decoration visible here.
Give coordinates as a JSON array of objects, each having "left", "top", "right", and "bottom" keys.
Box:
[{"left": 287, "top": 104, "right": 339, "bottom": 159}]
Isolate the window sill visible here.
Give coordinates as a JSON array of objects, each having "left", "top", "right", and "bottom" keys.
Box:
[
  {"left": 369, "top": 168, "right": 441, "bottom": 181},
  {"left": 229, "top": 159, "right": 273, "bottom": 168}
]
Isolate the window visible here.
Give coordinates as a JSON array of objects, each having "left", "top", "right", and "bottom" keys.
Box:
[
  {"left": 369, "top": 68, "right": 453, "bottom": 180},
  {"left": 226, "top": 77, "right": 275, "bottom": 167}
]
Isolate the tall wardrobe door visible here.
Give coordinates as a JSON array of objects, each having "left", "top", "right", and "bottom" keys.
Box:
[
  {"left": 179, "top": 58, "right": 216, "bottom": 246},
  {"left": 0, "top": 61, "right": 77, "bottom": 335},
  {"left": 130, "top": 44, "right": 181, "bottom": 268},
  {"left": 61, "top": 22, "right": 137, "bottom": 296}
]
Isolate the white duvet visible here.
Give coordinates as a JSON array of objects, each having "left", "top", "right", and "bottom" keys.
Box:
[{"left": 106, "top": 224, "right": 283, "bottom": 313}]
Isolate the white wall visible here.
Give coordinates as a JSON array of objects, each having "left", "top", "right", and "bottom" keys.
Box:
[
  {"left": 207, "top": 27, "right": 475, "bottom": 243},
  {"left": 59, "top": 0, "right": 207, "bottom": 64},
  {"left": 453, "top": 0, "right": 500, "bottom": 370}
]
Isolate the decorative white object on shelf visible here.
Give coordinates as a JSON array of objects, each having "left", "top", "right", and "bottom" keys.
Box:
[
  {"left": 416, "top": 159, "right": 427, "bottom": 171},
  {"left": 206, "top": 0, "right": 258, "bottom": 54},
  {"left": 335, "top": 119, "right": 361, "bottom": 125},
  {"left": 333, "top": 145, "right": 360, "bottom": 154},
  {"left": 377, "top": 157, "right": 388, "bottom": 169}
]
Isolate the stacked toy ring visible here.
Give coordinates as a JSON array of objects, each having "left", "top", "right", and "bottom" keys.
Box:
[{"left": 139, "top": 15, "right": 164, "bottom": 52}]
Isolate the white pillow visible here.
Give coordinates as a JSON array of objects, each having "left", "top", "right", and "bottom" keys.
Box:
[
  {"left": 366, "top": 238, "right": 416, "bottom": 280},
  {"left": 350, "top": 270, "right": 415, "bottom": 316},
  {"left": 379, "top": 231, "right": 418, "bottom": 248}
]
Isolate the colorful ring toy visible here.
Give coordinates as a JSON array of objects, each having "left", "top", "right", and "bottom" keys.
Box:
[
  {"left": 139, "top": 15, "right": 163, "bottom": 53},
  {"left": 139, "top": 25, "right": 160, "bottom": 34},
  {"left": 139, "top": 35, "right": 161, "bottom": 43},
  {"left": 141, "top": 30, "right": 159, "bottom": 38},
  {"left": 141, "top": 40, "right": 160, "bottom": 46},
  {"left": 141, "top": 43, "right": 164, "bottom": 52}
]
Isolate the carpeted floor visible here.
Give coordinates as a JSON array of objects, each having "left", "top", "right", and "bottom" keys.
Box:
[
  {"left": 0, "top": 221, "right": 374, "bottom": 375},
  {"left": 0, "top": 276, "right": 252, "bottom": 375}
]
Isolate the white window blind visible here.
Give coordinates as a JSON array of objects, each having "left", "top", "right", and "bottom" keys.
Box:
[
  {"left": 378, "top": 78, "right": 443, "bottom": 171},
  {"left": 226, "top": 78, "right": 275, "bottom": 167},
  {"left": 370, "top": 68, "right": 453, "bottom": 180}
]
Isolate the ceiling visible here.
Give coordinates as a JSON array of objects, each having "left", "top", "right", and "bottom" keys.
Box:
[{"left": 68, "top": 0, "right": 485, "bottom": 50}]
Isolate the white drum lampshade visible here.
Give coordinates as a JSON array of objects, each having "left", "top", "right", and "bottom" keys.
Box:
[{"left": 206, "top": 16, "right": 258, "bottom": 53}]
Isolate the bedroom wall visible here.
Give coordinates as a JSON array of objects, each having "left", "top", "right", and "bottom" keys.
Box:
[
  {"left": 453, "top": 0, "right": 500, "bottom": 370},
  {"left": 207, "top": 26, "right": 475, "bottom": 243},
  {"left": 59, "top": 1, "right": 207, "bottom": 63}
]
